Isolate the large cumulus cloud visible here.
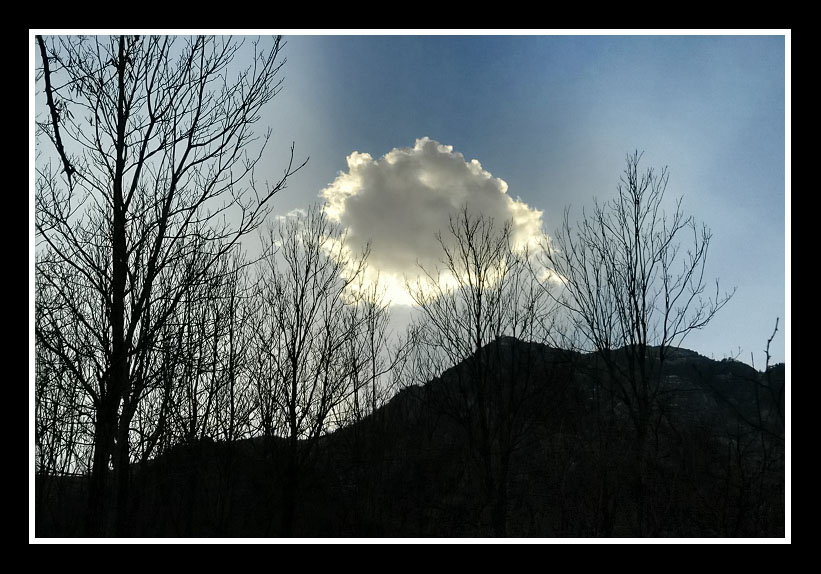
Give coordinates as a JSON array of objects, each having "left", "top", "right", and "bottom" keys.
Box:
[{"left": 321, "top": 137, "right": 545, "bottom": 305}]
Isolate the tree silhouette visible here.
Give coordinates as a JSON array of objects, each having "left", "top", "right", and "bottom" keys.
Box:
[
  {"left": 406, "top": 206, "right": 554, "bottom": 536},
  {"left": 250, "top": 204, "right": 373, "bottom": 535},
  {"left": 538, "top": 151, "right": 735, "bottom": 534},
  {"left": 34, "top": 34, "right": 305, "bottom": 536}
]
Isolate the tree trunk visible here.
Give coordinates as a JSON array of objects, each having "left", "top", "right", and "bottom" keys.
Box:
[
  {"left": 491, "top": 486, "right": 508, "bottom": 537},
  {"left": 113, "top": 415, "right": 133, "bottom": 537},
  {"left": 491, "top": 451, "right": 511, "bottom": 537},
  {"left": 86, "top": 404, "right": 116, "bottom": 536},
  {"left": 106, "top": 33, "right": 131, "bottom": 538},
  {"left": 281, "top": 435, "right": 298, "bottom": 537},
  {"left": 633, "top": 420, "right": 649, "bottom": 536}
]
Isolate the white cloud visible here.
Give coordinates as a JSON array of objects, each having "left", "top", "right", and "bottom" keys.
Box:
[{"left": 320, "top": 137, "right": 545, "bottom": 306}]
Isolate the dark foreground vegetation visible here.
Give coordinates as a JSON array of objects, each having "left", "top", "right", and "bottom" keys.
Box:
[{"left": 36, "top": 340, "right": 785, "bottom": 538}]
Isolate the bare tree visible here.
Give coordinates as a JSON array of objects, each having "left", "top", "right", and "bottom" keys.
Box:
[
  {"left": 538, "top": 151, "right": 734, "bottom": 534},
  {"left": 340, "top": 277, "right": 407, "bottom": 426},
  {"left": 406, "top": 206, "right": 553, "bottom": 536},
  {"left": 250, "top": 204, "right": 369, "bottom": 535},
  {"left": 35, "top": 249, "right": 97, "bottom": 479},
  {"left": 157, "top": 250, "right": 252, "bottom": 445},
  {"left": 34, "top": 34, "right": 305, "bottom": 536}
]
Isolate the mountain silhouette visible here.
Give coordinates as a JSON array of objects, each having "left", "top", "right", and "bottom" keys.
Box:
[{"left": 35, "top": 338, "right": 785, "bottom": 537}]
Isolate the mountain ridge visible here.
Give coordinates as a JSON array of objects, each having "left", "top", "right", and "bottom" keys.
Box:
[{"left": 35, "top": 337, "right": 785, "bottom": 537}]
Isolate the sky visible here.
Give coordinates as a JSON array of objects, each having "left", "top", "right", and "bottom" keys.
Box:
[
  {"left": 31, "top": 32, "right": 788, "bottom": 367},
  {"left": 248, "top": 32, "right": 788, "bottom": 367}
]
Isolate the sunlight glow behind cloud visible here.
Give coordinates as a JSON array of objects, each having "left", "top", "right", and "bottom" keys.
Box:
[{"left": 320, "top": 137, "right": 545, "bottom": 306}]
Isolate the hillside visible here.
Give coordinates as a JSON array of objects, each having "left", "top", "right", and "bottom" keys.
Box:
[{"left": 35, "top": 339, "right": 785, "bottom": 538}]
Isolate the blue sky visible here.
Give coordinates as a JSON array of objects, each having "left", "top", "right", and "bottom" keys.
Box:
[
  {"left": 254, "top": 33, "right": 787, "bottom": 366},
  {"left": 32, "top": 33, "right": 785, "bottom": 366}
]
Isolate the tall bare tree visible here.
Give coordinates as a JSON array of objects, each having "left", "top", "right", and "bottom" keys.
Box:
[
  {"left": 250, "top": 204, "right": 370, "bottom": 535},
  {"left": 340, "top": 277, "right": 406, "bottom": 426},
  {"left": 406, "top": 206, "right": 553, "bottom": 536},
  {"left": 34, "top": 34, "right": 305, "bottom": 536},
  {"left": 538, "top": 151, "right": 734, "bottom": 534}
]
